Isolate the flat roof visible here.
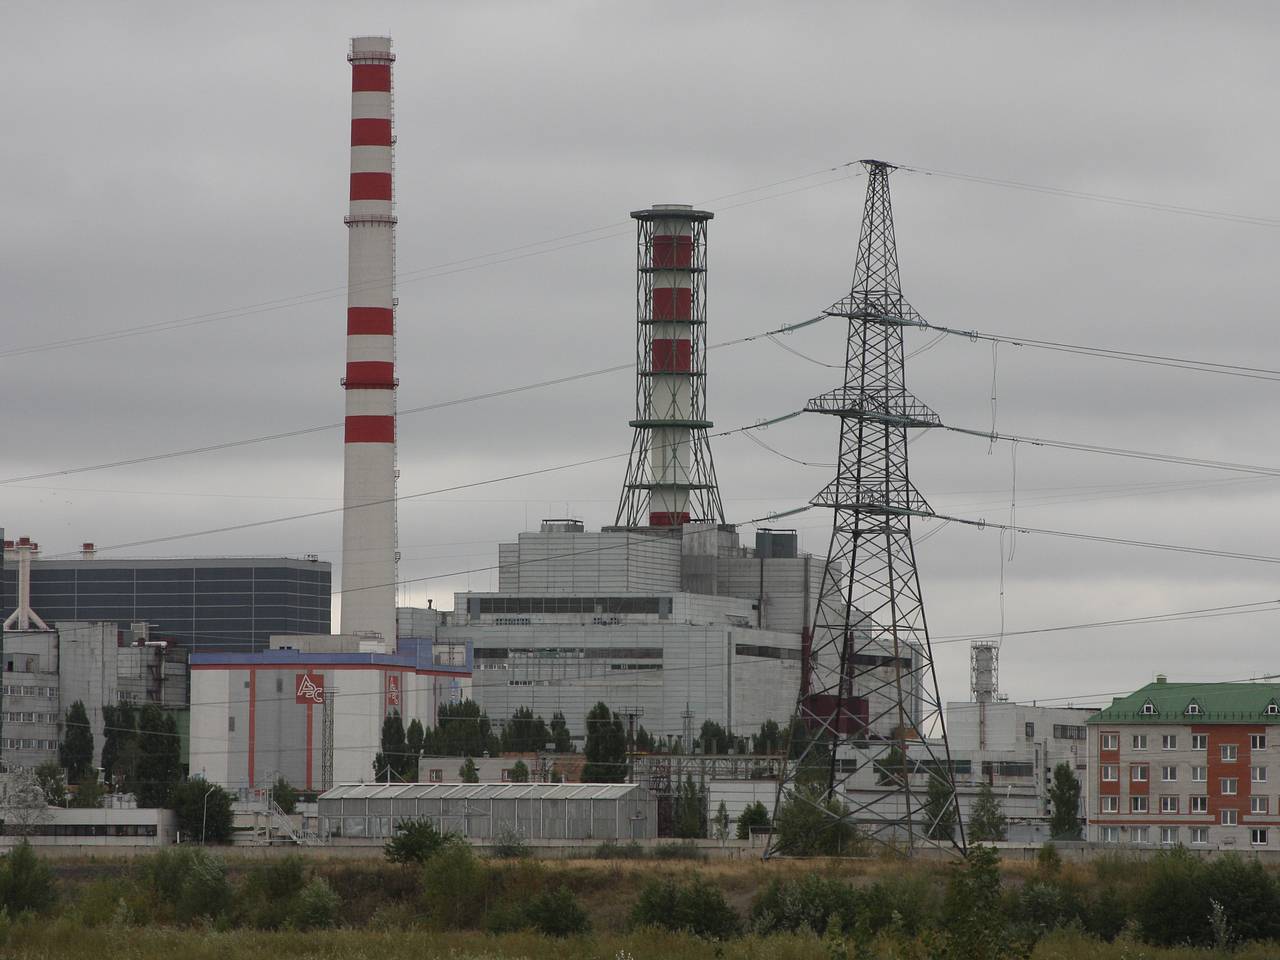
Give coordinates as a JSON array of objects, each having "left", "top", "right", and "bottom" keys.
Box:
[{"left": 319, "top": 781, "right": 646, "bottom": 802}]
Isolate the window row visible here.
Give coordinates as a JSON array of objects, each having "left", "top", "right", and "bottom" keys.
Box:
[
  {"left": 1102, "top": 733, "right": 1264, "bottom": 754},
  {"left": 1, "top": 685, "right": 57, "bottom": 698},
  {"left": 2, "top": 738, "right": 57, "bottom": 751},
  {"left": 1100, "top": 826, "right": 1268, "bottom": 846},
  {"left": 4, "top": 712, "right": 58, "bottom": 725},
  {"left": 1100, "top": 764, "right": 1267, "bottom": 783},
  {"left": 1102, "top": 795, "right": 1277, "bottom": 814}
]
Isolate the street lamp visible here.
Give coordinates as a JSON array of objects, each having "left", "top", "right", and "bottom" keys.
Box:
[{"left": 201, "top": 784, "right": 216, "bottom": 844}]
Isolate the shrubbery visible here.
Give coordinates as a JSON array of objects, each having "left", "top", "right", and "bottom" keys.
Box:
[
  {"left": 630, "top": 875, "right": 739, "bottom": 939},
  {"left": 0, "top": 841, "right": 55, "bottom": 915},
  {"left": 384, "top": 818, "right": 454, "bottom": 865}
]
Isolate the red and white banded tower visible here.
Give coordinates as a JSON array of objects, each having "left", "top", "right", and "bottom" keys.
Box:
[
  {"left": 616, "top": 205, "right": 724, "bottom": 528},
  {"left": 340, "top": 36, "right": 398, "bottom": 641}
]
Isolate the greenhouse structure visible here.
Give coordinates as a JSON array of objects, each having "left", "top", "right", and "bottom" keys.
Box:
[{"left": 317, "top": 782, "right": 659, "bottom": 841}]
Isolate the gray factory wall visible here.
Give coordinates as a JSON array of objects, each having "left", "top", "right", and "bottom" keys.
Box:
[{"left": 497, "top": 532, "right": 682, "bottom": 594}]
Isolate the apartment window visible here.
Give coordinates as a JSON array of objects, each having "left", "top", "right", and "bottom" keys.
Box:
[
  {"left": 1142, "top": 702, "right": 1157, "bottom": 715},
  {"left": 228, "top": 716, "right": 235, "bottom": 732},
  {"left": 1162, "top": 734, "right": 1177, "bottom": 750},
  {"left": 1160, "top": 827, "right": 1178, "bottom": 846},
  {"left": 1101, "top": 733, "right": 1119, "bottom": 751},
  {"left": 1191, "top": 796, "right": 1209, "bottom": 813},
  {"left": 1252, "top": 734, "right": 1267, "bottom": 750},
  {"left": 1102, "top": 796, "right": 1119, "bottom": 813},
  {"left": 1192, "top": 733, "right": 1208, "bottom": 750},
  {"left": 1252, "top": 828, "right": 1269, "bottom": 846},
  {"left": 1102, "top": 765, "right": 1119, "bottom": 782},
  {"left": 1222, "top": 743, "right": 1238, "bottom": 762},
  {"left": 1191, "top": 827, "right": 1209, "bottom": 845},
  {"left": 1221, "top": 777, "right": 1238, "bottom": 796},
  {"left": 1252, "top": 796, "right": 1269, "bottom": 815},
  {"left": 1161, "top": 765, "right": 1177, "bottom": 782},
  {"left": 1132, "top": 826, "right": 1150, "bottom": 843},
  {"left": 1131, "top": 796, "right": 1149, "bottom": 814},
  {"left": 1192, "top": 765, "right": 1207, "bottom": 782},
  {"left": 1132, "top": 734, "right": 1148, "bottom": 750},
  {"left": 1222, "top": 809, "right": 1238, "bottom": 826},
  {"left": 1102, "top": 826, "right": 1119, "bottom": 843},
  {"left": 1268, "top": 704, "right": 1280, "bottom": 716},
  {"left": 1054, "top": 724, "right": 1086, "bottom": 740},
  {"left": 1253, "top": 766, "right": 1267, "bottom": 783},
  {"left": 428, "top": 769, "right": 443, "bottom": 783},
  {"left": 1160, "top": 796, "right": 1179, "bottom": 814},
  {"left": 275, "top": 678, "right": 283, "bottom": 693},
  {"left": 1131, "top": 765, "right": 1149, "bottom": 782},
  {"left": 1025, "top": 722, "right": 1035, "bottom": 739}
]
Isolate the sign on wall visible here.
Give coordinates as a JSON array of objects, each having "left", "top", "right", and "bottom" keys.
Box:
[
  {"left": 295, "top": 672, "right": 325, "bottom": 705},
  {"left": 386, "top": 673, "right": 401, "bottom": 710}
]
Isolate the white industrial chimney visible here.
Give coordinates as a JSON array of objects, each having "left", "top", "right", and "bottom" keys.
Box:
[{"left": 339, "top": 36, "right": 398, "bottom": 642}]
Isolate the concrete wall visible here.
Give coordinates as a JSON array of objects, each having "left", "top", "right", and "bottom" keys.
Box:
[{"left": 497, "top": 531, "right": 682, "bottom": 594}]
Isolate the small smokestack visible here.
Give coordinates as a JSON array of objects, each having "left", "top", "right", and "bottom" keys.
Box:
[
  {"left": 2, "top": 535, "right": 51, "bottom": 632},
  {"left": 339, "top": 36, "right": 398, "bottom": 642},
  {"left": 81, "top": 542, "right": 96, "bottom": 560}
]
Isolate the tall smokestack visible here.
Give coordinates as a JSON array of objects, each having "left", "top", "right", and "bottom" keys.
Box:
[
  {"left": 616, "top": 205, "right": 724, "bottom": 528},
  {"left": 340, "top": 36, "right": 398, "bottom": 641}
]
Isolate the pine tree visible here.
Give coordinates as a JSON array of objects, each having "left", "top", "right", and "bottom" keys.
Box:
[
  {"left": 1048, "top": 762, "right": 1083, "bottom": 840},
  {"left": 753, "top": 719, "right": 782, "bottom": 755},
  {"left": 550, "top": 711, "right": 573, "bottom": 753},
  {"left": 459, "top": 757, "right": 479, "bottom": 783},
  {"left": 501, "top": 706, "right": 551, "bottom": 753},
  {"left": 133, "top": 705, "right": 180, "bottom": 808},
  {"left": 406, "top": 718, "right": 426, "bottom": 758},
  {"left": 968, "top": 781, "right": 1008, "bottom": 841},
  {"left": 373, "top": 711, "right": 414, "bottom": 781},
  {"left": 59, "top": 701, "right": 94, "bottom": 785},
  {"left": 924, "top": 773, "right": 957, "bottom": 841},
  {"left": 699, "top": 720, "right": 730, "bottom": 754},
  {"left": 101, "top": 702, "right": 139, "bottom": 789},
  {"left": 582, "top": 702, "right": 627, "bottom": 782},
  {"left": 674, "top": 775, "right": 707, "bottom": 838}
]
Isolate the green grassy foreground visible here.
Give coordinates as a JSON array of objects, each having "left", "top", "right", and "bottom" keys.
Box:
[{"left": 1, "top": 924, "right": 1276, "bottom": 960}]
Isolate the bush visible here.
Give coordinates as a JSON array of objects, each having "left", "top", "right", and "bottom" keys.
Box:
[
  {"left": 1036, "top": 842, "right": 1062, "bottom": 875},
  {"left": 1203, "top": 854, "right": 1280, "bottom": 945},
  {"left": 858, "top": 873, "right": 941, "bottom": 936},
  {"left": 420, "top": 842, "right": 489, "bottom": 929},
  {"left": 492, "top": 825, "right": 529, "bottom": 859},
  {"left": 1013, "top": 878, "right": 1085, "bottom": 938},
  {"left": 649, "top": 841, "right": 704, "bottom": 861},
  {"left": 237, "top": 856, "right": 308, "bottom": 930},
  {"left": 1084, "top": 884, "right": 1130, "bottom": 942},
  {"left": 942, "top": 845, "right": 1007, "bottom": 960},
  {"left": 139, "top": 847, "right": 232, "bottom": 924},
  {"left": 0, "top": 841, "right": 55, "bottom": 915},
  {"left": 772, "top": 783, "right": 863, "bottom": 856},
  {"left": 1134, "top": 847, "right": 1209, "bottom": 946},
  {"left": 736, "top": 801, "right": 771, "bottom": 840},
  {"left": 750, "top": 873, "right": 858, "bottom": 935},
  {"left": 631, "top": 875, "right": 740, "bottom": 939},
  {"left": 290, "top": 877, "right": 340, "bottom": 930},
  {"left": 169, "top": 779, "right": 234, "bottom": 844},
  {"left": 593, "top": 839, "right": 645, "bottom": 859},
  {"left": 384, "top": 818, "right": 453, "bottom": 865},
  {"left": 523, "top": 885, "right": 590, "bottom": 937}
]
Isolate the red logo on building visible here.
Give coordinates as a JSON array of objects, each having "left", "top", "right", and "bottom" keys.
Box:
[
  {"left": 386, "top": 673, "right": 401, "bottom": 709},
  {"left": 296, "top": 673, "right": 325, "bottom": 704}
]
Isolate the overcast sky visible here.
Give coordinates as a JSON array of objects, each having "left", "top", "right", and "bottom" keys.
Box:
[{"left": 4, "top": 2, "right": 1280, "bottom": 722}]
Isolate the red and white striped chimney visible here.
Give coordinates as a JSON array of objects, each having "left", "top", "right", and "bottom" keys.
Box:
[{"left": 340, "top": 36, "right": 398, "bottom": 641}]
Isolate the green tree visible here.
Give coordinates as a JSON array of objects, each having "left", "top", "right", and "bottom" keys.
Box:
[
  {"left": 0, "top": 841, "right": 56, "bottom": 914},
  {"left": 33, "top": 761, "right": 66, "bottom": 807},
  {"left": 712, "top": 800, "right": 730, "bottom": 841},
  {"left": 582, "top": 702, "right": 627, "bottom": 782},
  {"left": 170, "top": 778, "right": 234, "bottom": 843},
  {"left": 501, "top": 706, "right": 551, "bottom": 753},
  {"left": 674, "top": 775, "right": 707, "bottom": 838},
  {"left": 943, "top": 845, "right": 1006, "bottom": 960},
  {"left": 875, "top": 744, "right": 906, "bottom": 786},
  {"left": 753, "top": 719, "right": 783, "bottom": 754},
  {"left": 773, "top": 783, "right": 862, "bottom": 856},
  {"left": 270, "top": 775, "right": 299, "bottom": 815},
  {"left": 134, "top": 705, "right": 182, "bottom": 807},
  {"left": 59, "top": 700, "right": 94, "bottom": 784},
  {"left": 384, "top": 818, "right": 453, "bottom": 864},
  {"left": 968, "top": 781, "right": 1008, "bottom": 841},
  {"left": 736, "top": 801, "right": 770, "bottom": 839},
  {"left": 924, "top": 773, "right": 957, "bottom": 841},
  {"left": 373, "top": 711, "right": 415, "bottom": 781},
  {"left": 459, "top": 757, "right": 480, "bottom": 783},
  {"left": 699, "top": 720, "right": 730, "bottom": 754},
  {"left": 70, "top": 776, "right": 106, "bottom": 809},
  {"left": 426, "top": 699, "right": 501, "bottom": 757},
  {"left": 100, "top": 702, "right": 139, "bottom": 789},
  {"left": 509, "top": 760, "right": 530, "bottom": 783},
  {"left": 1047, "top": 762, "right": 1082, "bottom": 840},
  {"left": 406, "top": 717, "right": 426, "bottom": 757},
  {"left": 634, "top": 724, "right": 655, "bottom": 753},
  {"left": 550, "top": 711, "right": 573, "bottom": 752}
]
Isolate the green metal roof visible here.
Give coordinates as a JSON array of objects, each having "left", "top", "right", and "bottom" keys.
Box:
[{"left": 1087, "top": 680, "right": 1280, "bottom": 725}]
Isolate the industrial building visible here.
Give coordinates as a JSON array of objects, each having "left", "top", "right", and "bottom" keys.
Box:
[
  {"left": 188, "top": 633, "right": 470, "bottom": 795},
  {"left": 1, "top": 536, "right": 330, "bottom": 653},
  {"left": 318, "top": 781, "right": 658, "bottom": 841},
  {"left": 424, "top": 520, "right": 820, "bottom": 744},
  {"left": 1086, "top": 678, "right": 1280, "bottom": 849}
]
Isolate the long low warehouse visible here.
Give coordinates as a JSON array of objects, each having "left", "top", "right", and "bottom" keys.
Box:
[{"left": 318, "top": 782, "right": 658, "bottom": 841}]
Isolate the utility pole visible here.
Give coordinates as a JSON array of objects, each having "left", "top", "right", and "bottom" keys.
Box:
[{"left": 769, "top": 160, "right": 964, "bottom": 857}]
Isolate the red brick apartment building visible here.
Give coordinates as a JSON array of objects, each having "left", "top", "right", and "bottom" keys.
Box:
[{"left": 1087, "top": 678, "right": 1280, "bottom": 849}]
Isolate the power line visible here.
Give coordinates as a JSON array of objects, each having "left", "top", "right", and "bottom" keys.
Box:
[
  {"left": 0, "top": 315, "right": 829, "bottom": 487},
  {"left": 900, "top": 162, "right": 1280, "bottom": 229}
]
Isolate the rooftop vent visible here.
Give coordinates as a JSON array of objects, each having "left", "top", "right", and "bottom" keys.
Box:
[{"left": 541, "top": 519, "right": 585, "bottom": 534}]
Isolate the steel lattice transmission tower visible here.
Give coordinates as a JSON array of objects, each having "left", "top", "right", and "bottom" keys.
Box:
[
  {"left": 616, "top": 205, "right": 725, "bottom": 528},
  {"left": 770, "top": 160, "right": 964, "bottom": 856}
]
